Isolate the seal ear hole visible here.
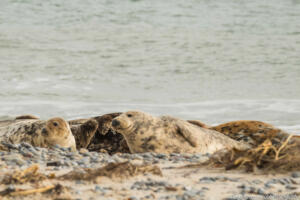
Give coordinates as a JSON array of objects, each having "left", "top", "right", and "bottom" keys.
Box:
[
  {"left": 53, "top": 122, "right": 59, "bottom": 127},
  {"left": 127, "top": 114, "right": 133, "bottom": 118}
]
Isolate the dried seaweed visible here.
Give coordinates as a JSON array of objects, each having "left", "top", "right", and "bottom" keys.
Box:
[
  {"left": 59, "top": 161, "right": 162, "bottom": 180},
  {"left": 9, "top": 185, "right": 55, "bottom": 196},
  {"left": 0, "top": 184, "right": 69, "bottom": 198},
  {"left": 1, "top": 165, "right": 49, "bottom": 184}
]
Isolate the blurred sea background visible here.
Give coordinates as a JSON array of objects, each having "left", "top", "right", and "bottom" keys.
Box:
[{"left": 0, "top": 0, "right": 299, "bottom": 133}]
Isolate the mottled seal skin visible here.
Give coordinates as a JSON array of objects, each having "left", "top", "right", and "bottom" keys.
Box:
[
  {"left": 188, "top": 120, "right": 294, "bottom": 147},
  {"left": 15, "top": 114, "right": 39, "bottom": 120},
  {"left": 0, "top": 117, "right": 76, "bottom": 151},
  {"left": 70, "top": 119, "right": 98, "bottom": 149},
  {"left": 69, "top": 113, "right": 122, "bottom": 136},
  {"left": 209, "top": 120, "right": 292, "bottom": 146},
  {"left": 111, "top": 111, "right": 249, "bottom": 154}
]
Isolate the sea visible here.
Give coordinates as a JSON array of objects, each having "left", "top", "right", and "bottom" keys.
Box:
[{"left": 0, "top": 0, "right": 299, "bottom": 133}]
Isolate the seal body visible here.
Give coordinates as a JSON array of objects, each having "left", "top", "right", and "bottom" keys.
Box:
[
  {"left": 70, "top": 119, "right": 99, "bottom": 149},
  {"left": 0, "top": 117, "right": 76, "bottom": 151},
  {"left": 188, "top": 119, "right": 298, "bottom": 147},
  {"left": 111, "top": 111, "right": 249, "bottom": 154},
  {"left": 210, "top": 120, "right": 292, "bottom": 146}
]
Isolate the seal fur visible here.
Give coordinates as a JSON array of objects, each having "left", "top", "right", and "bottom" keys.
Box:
[
  {"left": 210, "top": 120, "right": 293, "bottom": 146},
  {"left": 0, "top": 117, "right": 76, "bottom": 151},
  {"left": 188, "top": 120, "right": 295, "bottom": 147},
  {"left": 70, "top": 119, "right": 98, "bottom": 149},
  {"left": 111, "top": 111, "right": 249, "bottom": 154}
]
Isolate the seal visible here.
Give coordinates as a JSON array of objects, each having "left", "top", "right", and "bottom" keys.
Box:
[
  {"left": 68, "top": 113, "right": 130, "bottom": 153},
  {"left": 209, "top": 120, "right": 292, "bottom": 146},
  {"left": 187, "top": 119, "right": 295, "bottom": 147},
  {"left": 111, "top": 111, "right": 249, "bottom": 154},
  {"left": 70, "top": 119, "right": 99, "bottom": 149},
  {"left": 187, "top": 120, "right": 212, "bottom": 129},
  {"left": 0, "top": 117, "right": 76, "bottom": 151},
  {"left": 15, "top": 114, "right": 39, "bottom": 120}
]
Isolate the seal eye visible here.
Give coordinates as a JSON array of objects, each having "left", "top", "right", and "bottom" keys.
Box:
[
  {"left": 127, "top": 114, "right": 133, "bottom": 118},
  {"left": 53, "top": 122, "right": 58, "bottom": 127}
]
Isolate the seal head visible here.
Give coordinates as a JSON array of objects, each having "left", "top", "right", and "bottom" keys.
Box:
[
  {"left": 112, "top": 111, "right": 152, "bottom": 135},
  {"left": 41, "top": 117, "right": 76, "bottom": 151}
]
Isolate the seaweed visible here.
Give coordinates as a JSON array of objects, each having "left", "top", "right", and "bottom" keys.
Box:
[
  {"left": 0, "top": 184, "right": 70, "bottom": 198},
  {"left": 59, "top": 161, "right": 162, "bottom": 180},
  {"left": 1, "top": 164, "right": 49, "bottom": 184}
]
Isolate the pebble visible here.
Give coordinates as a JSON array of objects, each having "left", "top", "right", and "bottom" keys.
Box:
[
  {"left": 291, "top": 172, "right": 300, "bottom": 178},
  {"left": 285, "top": 185, "right": 298, "bottom": 190},
  {"left": 95, "top": 185, "right": 106, "bottom": 193},
  {"left": 128, "top": 197, "right": 138, "bottom": 200},
  {"left": 1, "top": 142, "right": 293, "bottom": 200},
  {"left": 257, "top": 188, "right": 265, "bottom": 195},
  {"left": 11, "top": 158, "right": 26, "bottom": 166},
  {"left": 199, "top": 177, "right": 216, "bottom": 183},
  {"left": 252, "top": 179, "right": 263, "bottom": 184},
  {"left": 47, "top": 160, "right": 63, "bottom": 166}
]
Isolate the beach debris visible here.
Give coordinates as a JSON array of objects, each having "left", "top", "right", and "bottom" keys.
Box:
[
  {"left": 5, "top": 185, "right": 55, "bottom": 196},
  {"left": 59, "top": 161, "right": 162, "bottom": 180},
  {"left": 1, "top": 164, "right": 49, "bottom": 184},
  {"left": 0, "top": 184, "right": 69, "bottom": 198}
]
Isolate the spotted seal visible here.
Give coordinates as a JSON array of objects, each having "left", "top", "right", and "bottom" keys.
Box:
[
  {"left": 0, "top": 117, "right": 76, "bottom": 151},
  {"left": 210, "top": 120, "right": 296, "bottom": 146},
  {"left": 111, "top": 111, "right": 249, "bottom": 154},
  {"left": 188, "top": 120, "right": 296, "bottom": 147}
]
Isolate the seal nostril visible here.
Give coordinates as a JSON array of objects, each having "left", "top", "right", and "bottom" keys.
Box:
[
  {"left": 112, "top": 119, "right": 120, "bottom": 127},
  {"left": 41, "top": 128, "right": 48, "bottom": 136}
]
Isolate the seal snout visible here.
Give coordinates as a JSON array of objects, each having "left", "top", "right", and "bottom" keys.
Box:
[
  {"left": 41, "top": 128, "right": 48, "bottom": 136},
  {"left": 112, "top": 119, "right": 120, "bottom": 127}
]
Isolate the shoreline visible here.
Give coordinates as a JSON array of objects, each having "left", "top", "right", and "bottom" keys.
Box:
[{"left": 1, "top": 143, "right": 299, "bottom": 200}]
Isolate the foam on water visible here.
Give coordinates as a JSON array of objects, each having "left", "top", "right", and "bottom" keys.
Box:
[{"left": 0, "top": 0, "right": 299, "bottom": 133}]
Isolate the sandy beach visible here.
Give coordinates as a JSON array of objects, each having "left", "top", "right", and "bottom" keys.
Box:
[
  {"left": 1, "top": 1, "right": 300, "bottom": 199},
  {"left": 0, "top": 143, "right": 299, "bottom": 200}
]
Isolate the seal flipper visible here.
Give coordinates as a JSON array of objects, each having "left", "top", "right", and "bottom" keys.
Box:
[
  {"left": 71, "top": 119, "right": 98, "bottom": 149},
  {"left": 93, "top": 112, "right": 122, "bottom": 135},
  {"left": 187, "top": 120, "right": 212, "bottom": 129},
  {"left": 175, "top": 121, "right": 199, "bottom": 147},
  {"left": 15, "top": 115, "right": 39, "bottom": 120}
]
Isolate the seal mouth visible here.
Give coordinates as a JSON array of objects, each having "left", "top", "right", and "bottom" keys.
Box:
[{"left": 111, "top": 119, "right": 131, "bottom": 132}]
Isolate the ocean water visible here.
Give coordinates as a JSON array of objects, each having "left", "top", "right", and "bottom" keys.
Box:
[{"left": 0, "top": 0, "right": 300, "bottom": 133}]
